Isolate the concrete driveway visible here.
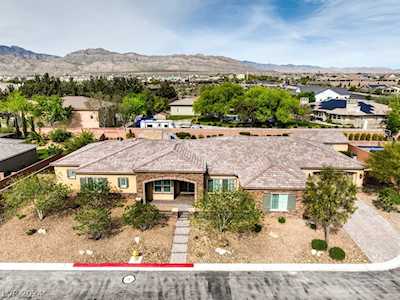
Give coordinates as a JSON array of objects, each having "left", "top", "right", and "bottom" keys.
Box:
[{"left": 344, "top": 200, "right": 400, "bottom": 263}]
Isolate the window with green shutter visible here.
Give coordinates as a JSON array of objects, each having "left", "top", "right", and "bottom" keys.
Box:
[
  {"left": 263, "top": 193, "right": 271, "bottom": 212},
  {"left": 287, "top": 194, "right": 296, "bottom": 211}
]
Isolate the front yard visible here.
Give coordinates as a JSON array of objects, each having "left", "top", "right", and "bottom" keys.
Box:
[
  {"left": 188, "top": 215, "right": 369, "bottom": 264},
  {"left": 359, "top": 191, "right": 400, "bottom": 233},
  {"left": 0, "top": 202, "right": 174, "bottom": 263}
]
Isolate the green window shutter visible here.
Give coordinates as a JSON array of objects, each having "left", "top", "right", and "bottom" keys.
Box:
[
  {"left": 263, "top": 193, "right": 271, "bottom": 212},
  {"left": 288, "top": 194, "right": 297, "bottom": 211}
]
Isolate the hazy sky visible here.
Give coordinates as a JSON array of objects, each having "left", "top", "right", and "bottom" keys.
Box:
[{"left": 1, "top": 0, "right": 399, "bottom": 68}]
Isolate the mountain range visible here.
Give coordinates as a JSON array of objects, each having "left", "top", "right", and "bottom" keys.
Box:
[{"left": 0, "top": 45, "right": 398, "bottom": 76}]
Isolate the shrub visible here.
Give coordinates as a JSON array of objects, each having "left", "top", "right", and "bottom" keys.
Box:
[
  {"left": 126, "top": 129, "right": 135, "bottom": 139},
  {"left": 190, "top": 135, "right": 197, "bottom": 139},
  {"left": 195, "top": 190, "right": 262, "bottom": 233},
  {"left": 353, "top": 133, "right": 360, "bottom": 141},
  {"left": 278, "top": 216, "right": 286, "bottom": 224},
  {"left": 26, "top": 131, "right": 46, "bottom": 146},
  {"left": 253, "top": 223, "right": 262, "bottom": 232},
  {"left": 25, "top": 229, "right": 37, "bottom": 236},
  {"left": 239, "top": 131, "right": 251, "bottom": 136},
  {"left": 311, "top": 239, "right": 328, "bottom": 251},
  {"left": 3, "top": 175, "right": 70, "bottom": 220},
  {"left": 348, "top": 133, "right": 354, "bottom": 140},
  {"left": 64, "top": 130, "right": 95, "bottom": 153},
  {"left": 176, "top": 132, "right": 191, "bottom": 139},
  {"left": 74, "top": 208, "right": 111, "bottom": 239},
  {"left": 38, "top": 144, "right": 63, "bottom": 159},
  {"left": 49, "top": 128, "right": 72, "bottom": 143},
  {"left": 373, "top": 188, "right": 400, "bottom": 212},
  {"left": 123, "top": 202, "right": 162, "bottom": 230},
  {"left": 99, "top": 133, "right": 108, "bottom": 141},
  {"left": 76, "top": 180, "right": 112, "bottom": 209},
  {"left": 198, "top": 134, "right": 204, "bottom": 139},
  {"left": 329, "top": 247, "right": 346, "bottom": 261}
]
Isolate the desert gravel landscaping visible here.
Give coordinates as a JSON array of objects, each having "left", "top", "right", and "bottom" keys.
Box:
[
  {"left": 188, "top": 215, "right": 369, "bottom": 264},
  {"left": 0, "top": 202, "right": 174, "bottom": 263},
  {"left": 358, "top": 192, "right": 400, "bottom": 233}
]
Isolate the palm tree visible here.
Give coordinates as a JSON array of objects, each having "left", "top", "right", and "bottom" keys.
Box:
[{"left": 1, "top": 91, "right": 32, "bottom": 137}]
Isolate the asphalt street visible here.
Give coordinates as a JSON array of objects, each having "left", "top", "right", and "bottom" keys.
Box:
[{"left": 0, "top": 269, "right": 400, "bottom": 299}]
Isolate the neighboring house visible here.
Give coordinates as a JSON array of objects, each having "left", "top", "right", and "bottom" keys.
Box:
[
  {"left": 313, "top": 98, "right": 390, "bottom": 129},
  {"left": 52, "top": 135, "right": 364, "bottom": 214},
  {"left": 62, "top": 96, "right": 116, "bottom": 128},
  {"left": 296, "top": 85, "right": 351, "bottom": 102},
  {"left": 140, "top": 119, "right": 176, "bottom": 129},
  {"left": 169, "top": 97, "right": 198, "bottom": 116},
  {"left": 290, "top": 130, "right": 349, "bottom": 152},
  {"left": 0, "top": 138, "right": 37, "bottom": 179}
]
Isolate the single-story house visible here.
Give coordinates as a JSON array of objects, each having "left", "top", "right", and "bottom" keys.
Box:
[
  {"left": 62, "top": 96, "right": 116, "bottom": 128},
  {"left": 313, "top": 98, "right": 390, "bottom": 129},
  {"left": 169, "top": 97, "right": 198, "bottom": 116},
  {"left": 296, "top": 86, "right": 351, "bottom": 102},
  {"left": 0, "top": 138, "right": 37, "bottom": 179},
  {"left": 52, "top": 135, "right": 364, "bottom": 214}
]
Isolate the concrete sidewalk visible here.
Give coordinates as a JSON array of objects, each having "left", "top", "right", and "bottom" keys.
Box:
[{"left": 344, "top": 201, "right": 400, "bottom": 263}]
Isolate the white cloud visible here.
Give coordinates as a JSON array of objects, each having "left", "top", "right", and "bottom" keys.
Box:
[{"left": 0, "top": 0, "right": 399, "bottom": 67}]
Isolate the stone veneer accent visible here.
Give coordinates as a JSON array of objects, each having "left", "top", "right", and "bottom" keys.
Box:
[
  {"left": 249, "top": 189, "right": 304, "bottom": 217},
  {"left": 136, "top": 172, "right": 205, "bottom": 201}
]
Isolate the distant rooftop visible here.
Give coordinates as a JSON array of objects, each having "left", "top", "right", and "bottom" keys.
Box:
[
  {"left": 62, "top": 96, "right": 115, "bottom": 111},
  {"left": 169, "top": 97, "right": 197, "bottom": 106},
  {"left": 314, "top": 99, "right": 389, "bottom": 116},
  {"left": 0, "top": 138, "right": 36, "bottom": 161},
  {"left": 299, "top": 85, "right": 350, "bottom": 96}
]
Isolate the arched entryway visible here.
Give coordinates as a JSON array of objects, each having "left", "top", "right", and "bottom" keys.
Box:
[{"left": 143, "top": 178, "right": 196, "bottom": 204}]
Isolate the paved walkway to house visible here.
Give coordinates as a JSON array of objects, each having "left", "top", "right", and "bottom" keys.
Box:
[
  {"left": 170, "top": 212, "right": 190, "bottom": 263},
  {"left": 344, "top": 200, "right": 400, "bottom": 263}
]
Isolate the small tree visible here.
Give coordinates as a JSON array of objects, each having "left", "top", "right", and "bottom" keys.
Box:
[
  {"left": 303, "top": 167, "right": 357, "bottom": 246},
  {"left": 49, "top": 128, "right": 72, "bottom": 142},
  {"left": 123, "top": 202, "right": 162, "bottom": 230},
  {"left": 195, "top": 190, "right": 262, "bottom": 232},
  {"left": 64, "top": 130, "right": 95, "bottom": 153},
  {"left": 3, "top": 175, "right": 70, "bottom": 220},
  {"left": 368, "top": 142, "right": 400, "bottom": 193},
  {"left": 76, "top": 180, "right": 112, "bottom": 209},
  {"left": 74, "top": 208, "right": 111, "bottom": 239}
]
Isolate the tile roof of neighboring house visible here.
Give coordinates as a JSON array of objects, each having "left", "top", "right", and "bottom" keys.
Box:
[
  {"left": 52, "top": 135, "right": 364, "bottom": 190},
  {"left": 299, "top": 85, "right": 350, "bottom": 96},
  {"left": 314, "top": 99, "right": 390, "bottom": 116},
  {"left": 0, "top": 138, "right": 36, "bottom": 161},
  {"left": 290, "top": 130, "right": 348, "bottom": 144},
  {"left": 169, "top": 97, "right": 197, "bottom": 106},
  {"left": 62, "top": 96, "right": 115, "bottom": 111}
]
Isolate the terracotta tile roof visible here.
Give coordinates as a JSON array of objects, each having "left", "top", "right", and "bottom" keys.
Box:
[{"left": 52, "top": 135, "right": 364, "bottom": 189}]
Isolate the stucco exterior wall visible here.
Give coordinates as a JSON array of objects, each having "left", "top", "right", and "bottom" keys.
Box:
[
  {"left": 54, "top": 167, "right": 137, "bottom": 193},
  {"left": 68, "top": 111, "right": 100, "bottom": 128},
  {"left": 54, "top": 166, "right": 80, "bottom": 191},
  {"left": 302, "top": 169, "right": 364, "bottom": 188},
  {"left": 316, "top": 90, "right": 350, "bottom": 102},
  {"left": 170, "top": 105, "right": 196, "bottom": 116},
  {"left": 332, "top": 143, "right": 349, "bottom": 152}
]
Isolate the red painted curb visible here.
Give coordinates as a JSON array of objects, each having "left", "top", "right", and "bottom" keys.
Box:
[{"left": 73, "top": 263, "right": 194, "bottom": 268}]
